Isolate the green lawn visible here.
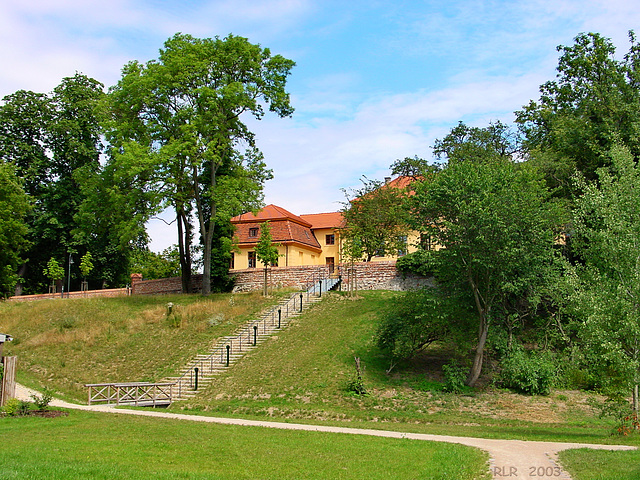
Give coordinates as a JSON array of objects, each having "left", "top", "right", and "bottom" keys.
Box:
[
  {"left": 559, "top": 448, "right": 640, "bottom": 480},
  {"left": 0, "top": 410, "right": 490, "bottom": 480}
]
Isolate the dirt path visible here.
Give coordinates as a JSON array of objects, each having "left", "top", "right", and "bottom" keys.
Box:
[{"left": 15, "top": 384, "right": 635, "bottom": 479}]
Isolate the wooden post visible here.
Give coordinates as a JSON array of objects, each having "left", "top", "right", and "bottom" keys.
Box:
[{"left": 0, "top": 356, "right": 17, "bottom": 407}]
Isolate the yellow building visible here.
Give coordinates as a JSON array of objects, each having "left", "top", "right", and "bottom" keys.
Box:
[
  {"left": 230, "top": 205, "right": 344, "bottom": 273},
  {"left": 229, "top": 176, "right": 426, "bottom": 271}
]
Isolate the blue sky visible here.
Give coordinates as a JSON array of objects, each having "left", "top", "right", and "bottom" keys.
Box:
[{"left": 1, "top": 0, "right": 639, "bottom": 252}]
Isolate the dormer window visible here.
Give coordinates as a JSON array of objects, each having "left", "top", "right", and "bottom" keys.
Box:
[{"left": 249, "top": 227, "right": 259, "bottom": 237}]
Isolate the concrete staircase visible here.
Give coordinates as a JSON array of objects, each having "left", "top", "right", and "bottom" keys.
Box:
[{"left": 166, "top": 278, "right": 340, "bottom": 400}]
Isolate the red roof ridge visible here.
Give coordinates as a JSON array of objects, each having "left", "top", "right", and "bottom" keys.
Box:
[{"left": 231, "top": 204, "right": 312, "bottom": 227}]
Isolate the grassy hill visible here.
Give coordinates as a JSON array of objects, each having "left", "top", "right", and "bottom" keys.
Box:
[
  {"left": 0, "top": 291, "right": 280, "bottom": 401},
  {"left": 1, "top": 289, "right": 638, "bottom": 447}
]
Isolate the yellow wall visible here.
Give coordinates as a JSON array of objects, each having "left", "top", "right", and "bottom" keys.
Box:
[{"left": 230, "top": 229, "right": 428, "bottom": 270}]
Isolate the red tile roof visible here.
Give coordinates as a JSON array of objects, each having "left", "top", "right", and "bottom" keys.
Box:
[
  {"left": 300, "top": 211, "right": 345, "bottom": 229},
  {"left": 231, "top": 204, "right": 311, "bottom": 227}
]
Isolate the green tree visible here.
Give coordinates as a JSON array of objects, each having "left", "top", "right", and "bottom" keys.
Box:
[
  {"left": 130, "top": 246, "right": 182, "bottom": 280},
  {"left": 376, "top": 288, "right": 474, "bottom": 373},
  {"left": 408, "top": 153, "right": 562, "bottom": 386},
  {"left": 516, "top": 32, "right": 640, "bottom": 195},
  {"left": 79, "top": 252, "right": 94, "bottom": 290},
  {"left": 566, "top": 145, "right": 640, "bottom": 410},
  {"left": 341, "top": 177, "right": 411, "bottom": 262},
  {"left": 106, "top": 33, "right": 295, "bottom": 295},
  {"left": 43, "top": 258, "right": 64, "bottom": 292},
  {"left": 254, "top": 221, "right": 280, "bottom": 296},
  {"left": 0, "top": 164, "right": 30, "bottom": 297},
  {"left": 0, "top": 74, "right": 111, "bottom": 293},
  {"left": 433, "top": 121, "right": 520, "bottom": 164}
]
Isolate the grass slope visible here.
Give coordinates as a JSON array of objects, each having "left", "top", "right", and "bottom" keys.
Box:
[
  {"left": 175, "top": 291, "right": 636, "bottom": 446},
  {"left": 0, "top": 292, "right": 279, "bottom": 401}
]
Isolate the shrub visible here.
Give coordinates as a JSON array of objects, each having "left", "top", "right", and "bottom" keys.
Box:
[
  {"left": 442, "top": 361, "right": 467, "bottom": 394},
  {"left": 346, "top": 357, "right": 367, "bottom": 396},
  {"left": 499, "top": 349, "right": 556, "bottom": 395},
  {"left": 1, "top": 397, "right": 32, "bottom": 416},
  {"left": 31, "top": 388, "right": 54, "bottom": 411}
]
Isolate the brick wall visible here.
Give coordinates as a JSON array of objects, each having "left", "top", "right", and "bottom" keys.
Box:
[
  {"left": 8, "top": 288, "right": 129, "bottom": 302},
  {"left": 131, "top": 274, "right": 203, "bottom": 295}
]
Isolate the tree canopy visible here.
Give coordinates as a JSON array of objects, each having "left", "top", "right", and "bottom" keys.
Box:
[
  {"left": 341, "top": 177, "right": 411, "bottom": 262},
  {"left": 564, "top": 145, "right": 640, "bottom": 400},
  {"left": 516, "top": 31, "right": 640, "bottom": 195},
  {"left": 407, "top": 149, "right": 562, "bottom": 386},
  {"left": 105, "top": 33, "right": 295, "bottom": 294},
  {"left": 0, "top": 163, "right": 30, "bottom": 297}
]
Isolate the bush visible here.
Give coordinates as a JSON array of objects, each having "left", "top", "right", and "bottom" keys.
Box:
[
  {"left": 1, "top": 397, "right": 32, "bottom": 416},
  {"left": 376, "top": 288, "right": 473, "bottom": 372},
  {"left": 442, "top": 361, "right": 467, "bottom": 394},
  {"left": 499, "top": 349, "right": 556, "bottom": 395},
  {"left": 31, "top": 388, "right": 54, "bottom": 411}
]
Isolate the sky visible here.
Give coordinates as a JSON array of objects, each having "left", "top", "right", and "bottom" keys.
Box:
[{"left": 2, "top": 0, "right": 639, "bottom": 252}]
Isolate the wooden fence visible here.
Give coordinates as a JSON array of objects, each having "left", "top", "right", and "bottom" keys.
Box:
[{"left": 85, "top": 382, "right": 175, "bottom": 407}]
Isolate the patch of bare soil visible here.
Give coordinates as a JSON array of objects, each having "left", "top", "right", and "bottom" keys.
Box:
[{"left": 28, "top": 410, "right": 69, "bottom": 418}]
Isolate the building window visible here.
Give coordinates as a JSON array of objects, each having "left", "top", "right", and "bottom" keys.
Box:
[
  {"left": 248, "top": 251, "right": 256, "bottom": 268},
  {"left": 420, "top": 233, "right": 433, "bottom": 251},
  {"left": 326, "top": 234, "right": 335, "bottom": 245},
  {"left": 229, "top": 252, "right": 235, "bottom": 269},
  {"left": 397, "top": 235, "right": 408, "bottom": 257},
  {"left": 249, "top": 227, "right": 259, "bottom": 237}
]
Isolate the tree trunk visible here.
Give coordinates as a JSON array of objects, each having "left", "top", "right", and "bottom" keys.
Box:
[
  {"left": 176, "top": 208, "right": 192, "bottom": 293},
  {"left": 466, "top": 314, "right": 488, "bottom": 387},
  {"left": 634, "top": 384, "right": 639, "bottom": 414},
  {"left": 467, "top": 274, "right": 489, "bottom": 387},
  {"left": 263, "top": 266, "right": 268, "bottom": 296}
]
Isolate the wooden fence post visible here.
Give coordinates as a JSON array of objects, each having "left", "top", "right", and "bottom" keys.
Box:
[{"left": 0, "top": 356, "right": 17, "bottom": 407}]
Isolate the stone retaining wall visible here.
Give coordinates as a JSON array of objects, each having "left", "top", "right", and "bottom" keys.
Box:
[
  {"left": 8, "top": 262, "right": 433, "bottom": 300},
  {"left": 131, "top": 261, "right": 431, "bottom": 295}
]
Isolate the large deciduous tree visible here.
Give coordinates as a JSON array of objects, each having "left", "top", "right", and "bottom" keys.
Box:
[
  {"left": 0, "top": 164, "right": 30, "bottom": 297},
  {"left": 566, "top": 145, "right": 640, "bottom": 409},
  {"left": 0, "top": 74, "right": 111, "bottom": 293},
  {"left": 516, "top": 31, "right": 640, "bottom": 196},
  {"left": 408, "top": 125, "right": 561, "bottom": 386},
  {"left": 106, "top": 33, "right": 294, "bottom": 294}
]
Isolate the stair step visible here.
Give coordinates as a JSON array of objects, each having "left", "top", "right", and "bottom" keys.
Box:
[{"left": 163, "top": 289, "right": 334, "bottom": 398}]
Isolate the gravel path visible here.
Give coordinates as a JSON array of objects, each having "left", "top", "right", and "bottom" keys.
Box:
[{"left": 15, "top": 384, "right": 636, "bottom": 479}]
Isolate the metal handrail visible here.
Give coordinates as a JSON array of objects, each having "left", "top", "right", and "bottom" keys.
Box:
[{"left": 173, "top": 289, "right": 308, "bottom": 396}]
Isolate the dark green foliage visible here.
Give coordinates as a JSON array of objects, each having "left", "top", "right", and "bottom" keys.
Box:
[
  {"left": 0, "top": 74, "right": 130, "bottom": 293},
  {"left": 107, "top": 33, "right": 294, "bottom": 295},
  {"left": 0, "top": 163, "right": 30, "bottom": 297},
  {"left": 341, "top": 176, "right": 411, "bottom": 262},
  {"left": 395, "top": 250, "right": 435, "bottom": 277},
  {"left": 130, "top": 247, "right": 181, "bottom": 280},
  {"left": 442, "top": 361, "right": 468, "bottom": 394},
  {"left": 498, "top": 349, "right": 556, "bottom": 395},
  {"left": 376, "top": 288, "right": 473, "bottom": 371},
  {"left": 408, "top": 151, "right": 562, "bottom": 386}
]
